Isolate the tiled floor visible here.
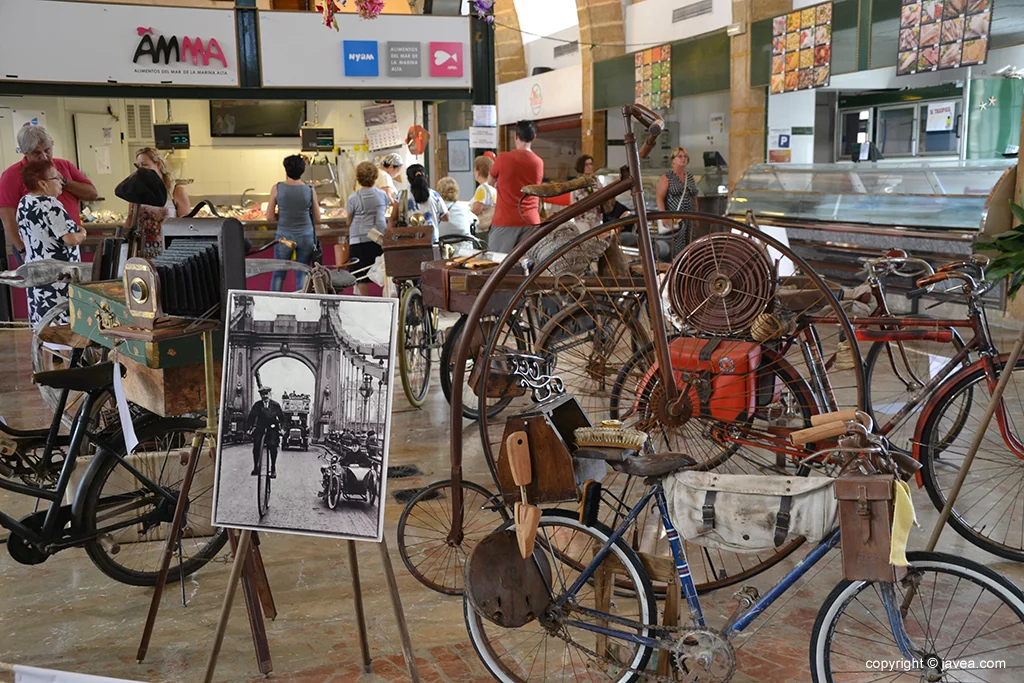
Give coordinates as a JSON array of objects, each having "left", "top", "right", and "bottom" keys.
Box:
[{"left": 1, "top": 325, "right": 1023, "bottom": 682}]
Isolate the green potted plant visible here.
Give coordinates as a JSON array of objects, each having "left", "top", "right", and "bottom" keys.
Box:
[{"left": 979, "top": 199, "right": 1024, "bottom": 300}]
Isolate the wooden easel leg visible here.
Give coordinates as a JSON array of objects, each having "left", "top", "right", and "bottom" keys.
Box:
[
  {"left": 347, "top": 540, "right": 373, "bottom": 673},
  {"left": 378, "top": 538, "right": 420, "bottom": 683},
  {"left": 229, "top": 531, "right": 274, "bottom": 675},
  {"left": 248, "top": 532, "right": 278, "bottom": 620},
  {"left": 137, "top": 431, "right": 206, "bottom": 662},
  {"left": 204, "top": 529, "right": 252, "bottom": 683}
]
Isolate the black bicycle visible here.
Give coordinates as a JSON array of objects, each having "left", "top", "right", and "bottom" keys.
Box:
[{"left": 1, "top": 358, "right": 226, "bottom": 586}]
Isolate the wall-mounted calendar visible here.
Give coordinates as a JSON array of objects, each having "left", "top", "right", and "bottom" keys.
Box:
[{"left": 362, "top": 103, "right": 403, "bottom": 151}]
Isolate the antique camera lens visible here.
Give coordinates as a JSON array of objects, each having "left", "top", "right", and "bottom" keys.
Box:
[{"left": 130, "top": 277, "right": 149, "bottom": 304}]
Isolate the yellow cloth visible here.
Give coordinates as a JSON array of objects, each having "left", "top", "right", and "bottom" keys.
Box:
[{"left": 890, "top": 480, "right": 919, "bottom": 567}]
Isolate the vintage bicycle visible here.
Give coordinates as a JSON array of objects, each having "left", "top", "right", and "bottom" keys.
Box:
[{"left": 460, "top": 413, "right": 1024, "bottom": 682}]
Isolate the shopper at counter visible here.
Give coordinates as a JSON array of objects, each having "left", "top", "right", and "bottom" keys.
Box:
[
  {"left": 267, "top": 155, "right": 320, "bottom": 292},
  {"left": 0, "top": 125, "right": 96, "bottom": 262},
  {"left": 347, "top": 161, "right": 388, "bottom": 296},
  {"left": 376, "top": 153, "right": 404, "bottom": 200},
  {"left": 655, "top": 146, "right": 700, "bottom": 255},
  {"left": 404, "top": 164, "right": 449, "bottom": 239},
  {"left": 16, "top": 160, "right": 87, "bottom": 326},
  {"left": 129, "top": 147, "right": 191, "bottom": 258},
  {"left": 470, "top": 155, "right": 496, "bottom": 233},
  {"left": 487, "top": 120, "right": 543, "bottom": 254}
]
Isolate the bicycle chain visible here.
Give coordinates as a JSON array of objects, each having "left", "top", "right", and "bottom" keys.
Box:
[{"left": 545, "top": 601, "right": 736, "bottom": 683}]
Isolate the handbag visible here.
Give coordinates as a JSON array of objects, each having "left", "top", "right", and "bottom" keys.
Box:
[
  {"left": 664, "top": 471, "right": 838, "bottom": 553},
  {"left": 657, "top": 179, "right": 691, "bottom": 236}
]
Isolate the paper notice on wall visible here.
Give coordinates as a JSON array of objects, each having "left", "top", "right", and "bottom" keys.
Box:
[
  {"left": 469, "top": 126, "right": 498, "bottom": 149},
  {"left": 13, "top": 111, "right": 47, "bottom": 152},
  {"left": 710, "top": 112, "right": 725, "bottom": 136},
  {"left": 94, "top": 146, "right": 111, "bottom": 175},
  {"left": 472, "top": 104, "right": 497, "bottom": 127},
  {"left": 102, "top": 127, "right": 113, "bottom": 145},
  {"left": 767, "top": 127, "right": 792, "bottom": 163},
  {"left": 925, "top": 101, "right": 956, "bottom": 132}
]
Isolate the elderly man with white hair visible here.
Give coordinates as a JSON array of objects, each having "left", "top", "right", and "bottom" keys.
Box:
[{"left": 0, "top": 125, "right": 96, "bottom": 261}]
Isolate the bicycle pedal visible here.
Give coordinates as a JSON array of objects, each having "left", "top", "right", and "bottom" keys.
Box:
[{"left": 579, "top": 480, "right": 602, "bottom": 526}]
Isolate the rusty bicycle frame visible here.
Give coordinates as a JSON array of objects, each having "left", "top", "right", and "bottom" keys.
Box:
[{"left": 445, "top": 104, "right": 863, "bottom": 542}]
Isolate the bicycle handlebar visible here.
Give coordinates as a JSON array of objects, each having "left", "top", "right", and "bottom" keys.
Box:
[
  {"left": 628, "top": 104, "right": 665, "bottom": 160},
  {"left": 937, "top": 254, "right": 990, "bottom": 273},
  {"left": 860, "top": 254, "right": 935, "bottom": 280},
  {"left": 247, "top": 237, "right": 295, "bottom": 256}
]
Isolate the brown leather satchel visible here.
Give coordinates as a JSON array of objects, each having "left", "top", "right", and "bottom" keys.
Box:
[{"left": 834, "top": 475, "right": 896, "bottom": 582}]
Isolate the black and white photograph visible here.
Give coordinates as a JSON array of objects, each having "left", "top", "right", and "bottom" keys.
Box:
[{"left": 211, "top": 291, "right": 397, "bottom": 542}]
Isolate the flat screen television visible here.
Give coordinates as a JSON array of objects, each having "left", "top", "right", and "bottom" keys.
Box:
[{"left": 209, "top": 100, "right": 307, "bottom": 138}]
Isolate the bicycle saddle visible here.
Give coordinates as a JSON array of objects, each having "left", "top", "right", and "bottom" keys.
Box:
[
  {"left": 330, "top": 269, "right": 357, "bottom": 290},
  {"left": 575, "top": 449, "right": 696, "bottom": 477},
  {"left": 520, "top": 175, "right": 596, "bottom": 199},
  {"left": 34, "top": 362, "right": 116, "bottom": 392}
]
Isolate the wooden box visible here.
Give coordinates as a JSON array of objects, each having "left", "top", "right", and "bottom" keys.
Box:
[
  {"left": 121, "top": 355, "right": 222, "bottom": 418},
  {"left": 68, "top": 281, "right": 223, "bottom": 369},
  {"left": 420, "top": 259, "right": 520, "bottom": 316},
  {"left": 382, "top": 225, "right": 439, "bottom": 280},
  {"left": 495, "top": 394, "right": 601, "bottom": 505}
]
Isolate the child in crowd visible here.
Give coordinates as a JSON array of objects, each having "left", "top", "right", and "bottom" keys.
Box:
[
  {"left": 346, "top": 161, "right": 388, "bottom": 295},
  {"left": 469, "top": 155, "right": 496, "bottom": 234}
]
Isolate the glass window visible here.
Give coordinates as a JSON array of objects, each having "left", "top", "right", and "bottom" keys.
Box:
[
  {"left": 919, "top": 102, "right": 960, "bottom": 155},
  {"left": 877, "top": 106, "right": 916, "bottom": 157},
  {"left": 838, "top": 109, "right": 871, "bottom": 159}
]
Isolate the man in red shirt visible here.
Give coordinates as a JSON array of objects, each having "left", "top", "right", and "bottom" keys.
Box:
[
  {"left": 486, "top": 120, "right": 544, "bottom": 254},
  {"left": 0, "top": 125, "right": 97, "bottom": 261}
]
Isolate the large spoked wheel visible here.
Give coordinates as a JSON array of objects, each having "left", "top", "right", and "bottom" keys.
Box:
[
  {"left": 464, "top": 510, "right": 657, "bottom": 683},
  {"left": 397, "top": 479, "right": 510, "bottom": 595},
  {"left": 398, "top": 283, "right": 432, "bottom": 407},
  {"left": 257, "top": 436, "right": 272, "bottom": 519},
  {"left": 472, "top": 215, "right": 864, "bottom": 590},
  {"left": 80, "top": 417, "right": 227, "bottom": 586},
  {"left": 440, "top": 315, "right": 522, "bottom": 421},
  {"left": 863, "top": 325, "right": 969, "bottom": 454},
  {"left": 918, "top": 357, "right": 1024, "bottom": 562},
  {"left": 810, "top": 551, "right": 1024, "bottom": 682}
]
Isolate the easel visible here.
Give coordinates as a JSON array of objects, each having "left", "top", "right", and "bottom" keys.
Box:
[
  {"left": 200, "top": 275, "right": 420, "bottom": 682},
  {"left": 135, "top": 330, "right": 277, "bottom": 673}
]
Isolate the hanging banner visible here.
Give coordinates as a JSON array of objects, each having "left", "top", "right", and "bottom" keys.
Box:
[
  {"left": 897, "top": 0, "right": 992, "bottom": 76},
  {"left": 770, "top": 2, "right": 832, "bottom": 94},
  {"left": 634, "top": 44, "right": 672, "bottom": 110}
]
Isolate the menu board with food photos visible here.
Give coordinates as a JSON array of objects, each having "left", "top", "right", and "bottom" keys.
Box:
[
  {"left": 771, "top": 2, "right": 832, "bottom": 94},
  {"left": 635, "top": 44, "right": 672, "bottom": 110},
  {"left": 897, "top": 0, "right": 992, "bottom": 76}
]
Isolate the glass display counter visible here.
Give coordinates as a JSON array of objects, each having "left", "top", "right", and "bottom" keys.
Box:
[{"left": 725, "top": 160, "right": 1018, "bottom": 306}]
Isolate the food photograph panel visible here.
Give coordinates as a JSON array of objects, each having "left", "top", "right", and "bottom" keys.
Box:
[
  {"left": 772, "top": 1, "right": 832, "bottom": 93},
  {"left": 896, "top": 0, "right": 992, "bottom": 75}
]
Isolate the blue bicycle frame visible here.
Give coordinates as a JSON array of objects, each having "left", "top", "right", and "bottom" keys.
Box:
[{"left": 553, "top": 480, "right": 920, "bottom": 661}]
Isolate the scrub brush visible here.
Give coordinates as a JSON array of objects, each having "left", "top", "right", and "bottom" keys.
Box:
[{"left": 574, "top": 420, "right": 650, "bottom": 452}]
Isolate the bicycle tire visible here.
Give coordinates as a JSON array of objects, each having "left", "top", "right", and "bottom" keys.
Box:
[
  {"left": 810, "top": 551, "right": 1024, "bottom": 682},
  {"left": 398, "top": 284, "right": 432, "bottom": 407},
  {"left": 397, "top": 479, "right": 510, "bottom": 595},
  {"left": 863, "top": 327, "right": 968, "bottom": 454},
  {"left": 80, "top": 417, "right": 227, "bottom": 586},
  {"left": 440, "top": 315, "right": 519, "bottom": 421},
  {"left": 918, "top": 356, "right": 1024, "bottom": 562},
  {"left": 463, "top": 509, "right": 656, "bottom": 683},
  {"left": 257, "top": 437, "right": 271, "bottom": 519},
  {"left": 327, "top": 473, "right": 341, "bottom": 510}
]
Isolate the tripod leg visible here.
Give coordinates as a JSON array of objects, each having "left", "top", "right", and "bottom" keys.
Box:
[
  {"left": 137, "top": 432, "right": 205, "bottom": 662},
  {"left": 347, "top": 540, "right": 372, "bottom": 673},
  {"left": 204, "top": 529, "right": 252, "bottom": 683},
  {"left": 378, "top": 538, "right": 420, "bottom": 683}
]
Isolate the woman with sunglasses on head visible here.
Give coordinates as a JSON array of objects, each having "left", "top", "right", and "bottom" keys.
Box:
[
  {"left": 655, "top": 146, "right": 699, "bottom": 256},
  {"left": 129, "top": 147, "right": 190, "bottom": 258},
  {"left": 16, "top": 160, "right": 87, "bottom": 326},
  {"left": 402, "top": 164, "right": 449, "bottom": 240}
]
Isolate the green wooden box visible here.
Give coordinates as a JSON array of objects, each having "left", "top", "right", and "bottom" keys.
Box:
[{"left": 68, "top": 280, "right": 223, "bottom": 369}]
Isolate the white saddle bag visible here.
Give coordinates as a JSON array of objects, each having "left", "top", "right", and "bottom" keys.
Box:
[{"left": 663, "top": 472, "right": 838, "bottom": 554}]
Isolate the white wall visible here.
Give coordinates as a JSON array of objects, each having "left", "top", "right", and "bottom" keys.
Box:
[
  {"left": 497, "top": 64, "right": 583, "bottom": 125},
  {"left": 523, "top": 26, "right": 582, "bottom": 76},
  {"left": 625, "top": 0, "right": 731, "bottom": 49},
  {"left": 0, "top": 96, "right": 422, "bottom": 210},
  {"left": 671, "top": 91, "right": 730, "bottom": 163}
]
